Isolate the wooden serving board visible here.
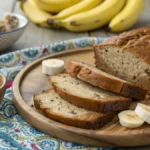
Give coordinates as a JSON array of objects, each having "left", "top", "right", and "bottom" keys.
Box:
[{"left": 13, "top": 48, "right": 150, "bottom": 147}]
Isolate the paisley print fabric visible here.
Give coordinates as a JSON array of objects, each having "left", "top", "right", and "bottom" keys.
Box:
[{"left": 0, "top": 37, "right": 149, "bottom": 150}]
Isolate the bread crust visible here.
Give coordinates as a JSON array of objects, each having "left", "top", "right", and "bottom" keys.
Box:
[
  {"left": 34, "top": 95, "right": 47, "bottom": 115},
  {"left": 66, "top": 61, "right": 147, "bottom": 100},
  {"left": 94, "top": 27, "right": 150, "bottom": 65},
  {"left": 34, "top": 89, "right": 114, "bottom": 129},
  {"left": 45, "top": 108, "right": 114, "bottom": 129},
  {"left": 50, "top": 74, "right": 131, "bottom": 113},
  {"left": 34, "top": 95, "right": 40, "bottom": 109}
]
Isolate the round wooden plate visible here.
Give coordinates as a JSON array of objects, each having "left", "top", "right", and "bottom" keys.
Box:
[{"left": 13, "top": 48, "right": 150, "bottom": 147}]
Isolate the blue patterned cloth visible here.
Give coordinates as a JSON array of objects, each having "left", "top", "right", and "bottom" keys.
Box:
[{"left": 0, "top": 37, "right": 149, "bottom": 150}]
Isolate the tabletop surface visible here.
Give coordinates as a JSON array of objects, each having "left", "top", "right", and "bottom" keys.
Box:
[
  {"left": 1, "top": 1, "right": 150, "bottom": 149},
  {"left": 0, "top": 0, "right": 150, "bottom": 55}
]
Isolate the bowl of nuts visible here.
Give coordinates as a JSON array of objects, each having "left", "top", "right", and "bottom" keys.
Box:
[{"left": 0, "top": 12, "right": 28, "bottom": 51}]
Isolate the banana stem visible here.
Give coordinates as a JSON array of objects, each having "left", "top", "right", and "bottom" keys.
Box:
[{"left": 47, "top": 19, "right": 63, "bottom": 27}]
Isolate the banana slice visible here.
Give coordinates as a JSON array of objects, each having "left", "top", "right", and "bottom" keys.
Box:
[
  {"left": 42, "top": 59, "right": 64, "bottom": 75},
  {"left": 118, "top": 110, "right": 144, "bottom": 128},
  {"left": 135, "top": 103, "right": 150, "bottom": 124}
]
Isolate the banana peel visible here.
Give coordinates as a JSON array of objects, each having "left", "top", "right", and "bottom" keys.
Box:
[
  {"left": 48, "top": 0, "right": 126, "bottom": 32},
  {"left": 35, "top": 0, "right": 81, "bottom": 13},
  {"left": 109, "top": 0, "right": 145, "bottom": 32},
  {"left": 51, "top": 0, "right": 103, "bottom": 20},
  {"left": 20, "top": 0, "right": 59, "bottom": 28}
]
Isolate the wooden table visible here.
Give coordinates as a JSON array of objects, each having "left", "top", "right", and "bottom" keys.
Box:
[{"left": 0, "top": 0, "right": 150, "bottom": 55}]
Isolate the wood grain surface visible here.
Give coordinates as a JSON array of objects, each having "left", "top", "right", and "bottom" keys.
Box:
[{"left": 13, "top": 48, "right": 150, "bottom": 148}]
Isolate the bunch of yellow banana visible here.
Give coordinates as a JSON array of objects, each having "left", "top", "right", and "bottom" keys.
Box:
[
  {"left": 20, "top": 0, "right": 102, "bottom": 28},
  {"left": 21, "top": 0, "right": 145, "bottom": 32}
]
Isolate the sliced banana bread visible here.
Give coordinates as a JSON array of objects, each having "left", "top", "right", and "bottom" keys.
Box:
[
  {"left": 66, "top": 60, "right": 147, "bottom": 100},
  {"left": 34, "top": 89, "right": 114, "bottom": 129},
  {"left": 94, "top": 27, "right": 150, "bottom": 91},
  {"left": 49, "top": 73, "right": 131, "bottom": 113}
]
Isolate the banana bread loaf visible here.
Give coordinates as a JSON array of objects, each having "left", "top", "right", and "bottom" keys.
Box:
[{"left": 94, "top": 27, "right": 150, "bottom": 91}]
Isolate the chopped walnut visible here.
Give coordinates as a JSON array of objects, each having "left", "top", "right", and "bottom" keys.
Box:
[
  {"left": 0, "top": 21, "right": 6, "bottom": 32},
  {"left": 0, "top": 15, "right": 19, "bottom": 32}
]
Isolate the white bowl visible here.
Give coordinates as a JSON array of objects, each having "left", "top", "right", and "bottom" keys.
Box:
[{"left": 0, "top": 12, "right": 28, "bottom": 51}]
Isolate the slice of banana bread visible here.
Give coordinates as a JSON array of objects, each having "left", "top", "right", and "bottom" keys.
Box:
[
  {"left": 34, "top": 89, "right": 114, "bottom": 129},
  {"left": 49, "top": 73, "right": 131, "bottom": 113},
  {"left": 66, "top": 60, "right": 147, "bottom": 100},
  {"left": 94, "top": 27, "right": 150, "bottom": 91}
]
